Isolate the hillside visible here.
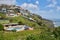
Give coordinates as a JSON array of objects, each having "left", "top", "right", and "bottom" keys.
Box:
[
  {"left": 0, "top": 4, "right": 54, "bottom": 28},
  {"left": 0, "top": 5, "right": 57, "bottom": 40}
]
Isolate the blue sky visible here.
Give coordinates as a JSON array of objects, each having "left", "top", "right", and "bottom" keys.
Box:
[
  {"left": 0, "top": 0, "right": 60, "bottom": 19},
  {"left": 16, "top": 0, "right": 60, "bottom": 19}
]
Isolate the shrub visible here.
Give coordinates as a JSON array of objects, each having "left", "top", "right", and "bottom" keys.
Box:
[
  {"left": 12, "top": 29, "right": 16, "bottom": 32},
  {"left": 9, "top": 19, "right": 14, "bottom": 23},
  {"left": 26, "top": 32, "right": 56, "bottom": 40},
  {"left": 0, "top": 24, "right": 4, "bottom": 31},
  {"left": 18, "top": 21, "right": 24, "bottom": 25},
  {"left": 0, "top": 13, "right": 6, "bottom": 19}
]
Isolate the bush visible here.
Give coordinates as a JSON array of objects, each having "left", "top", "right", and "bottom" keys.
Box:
[
  {"left": 9, "top": 19, "right": 14, "bottom": 23},
  {"left": 18, "top": 21, "right": 24, "bottom": 25},
  {"left": 12, "top": 29, "right": 16, "bottom": 32},
  {"left": 0, "top": 24, "right": 4, "bottom": 31},
  {"left": 0, "top": 13, "right": 6, "bottom": 19},
  {"left": 52, "top": 27, "right": 60, "bottom": 38},
  {"left": 26, "top": 34, "right": 39, "bottom": 40},
  {"left": 26, "top": 32, "right": 56, "bottom": 40}
]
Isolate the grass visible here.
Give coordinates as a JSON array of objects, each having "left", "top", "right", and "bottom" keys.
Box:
[
  {"left": 0, "top": 29, "right": 41, "bottom": 40},
  {"left": 0, "top": 15, "right": 42, "bottom": 40},
  {"left": 0, "top": 13, "right": 55, "bottom": 40},
  {"left": 7, "top": 16, "right": 41, "bottom": 29},
  {"left": 0, "top": 20, "right": 9, "bottom": 24}
]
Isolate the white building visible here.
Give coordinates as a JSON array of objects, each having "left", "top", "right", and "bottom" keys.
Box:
[
  {"left": 2, "top": 8, "right": 7, "bottom": 12},
  {"left": 3, "top": 23, "right": 33, "bottom": 32},
  {"left": 6, "top": 13, "right": 18, "bottom": 17}
]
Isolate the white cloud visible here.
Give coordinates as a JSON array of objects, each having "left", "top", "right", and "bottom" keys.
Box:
[
  {"left": 47, "top": 0, "right": 57, "bottom": 4},
  {"left": 57, "top": 6, "right": 60, "bottom": 10},
  {"left": 21, "top": 3, "right": 27, "bottom": 8},
  {"left": 46, "top": 0, "right": 60, "bottom": 11},
  {"left": 46, "top": 4, "right": 55, "bottom": 7},
  {"left": 46, "top": 0, "right": 57, "bottom": 8},
  {"left": 36, "top": 1, "right": 39, "bottom": 4},
  {"left": 0, "top": 0, "right": 16, "bottom": 5},
  {"left": 20, "top": 3, "right": 40, "bottom": 14},
  {"left": 21, "top": 3, "right": 38, "bottom": 9},
  {"left": 52, "top": 0, "right": 57, "bottom": 5}
]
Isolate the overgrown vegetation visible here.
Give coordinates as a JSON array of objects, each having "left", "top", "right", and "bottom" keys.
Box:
[
  {"left": 0, "top": 5, "right": 59, "bottom": 40},
  {"left": 0, "top": 24, "right": 4, "bottom": 31},
  {"left": 0, "top": 26, "right": 60, "bottom": 40},
  {"left": 0, "top": 12, "right": 6, "bottom": 19}
]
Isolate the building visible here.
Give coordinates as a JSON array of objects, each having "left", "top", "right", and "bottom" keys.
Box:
[
  {"left": 3, "top": 23, "right": 33, "bottom": 32},
  {"left": 0, "top": 8, "right": 7, "bottom": 12},
  {"left": 29, "top": 18, "right": 36, "bottom": 22},
  {"left": 6, "top": 13, "right": 18, "bottom": 17},
  {"left": 6, "top": 9, "right": 18, "bottom": 17}
]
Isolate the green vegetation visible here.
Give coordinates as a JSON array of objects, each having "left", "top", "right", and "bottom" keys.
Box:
[
  {"left": 0, "top": 20, "right": 9, "bottom": 24},
  {"left": 26, "top": 33, "right": 55, "bottom": 40},
  {"left": 18, "top": 21, "right": 24, "bottom": 25},
  {"left": 0, "top": 30, "right": 41, "bottom": 40},
  {"left": 7, "top": 16, "right": 41, "bottom": 29},
  {"left": 0, "top": 12, "right": 56, "bottom": 40},
  {"left": 0, "top": 5, "right": 59, "bottom": 40},
  {"left": 0, "top": 26, "right": 60, "bottom": 40},
  {"left": 0, "top": 12, "right": 6, "bottom": 19},
  {"left": 12, "top": 29, "right": 16, "bottom": 32},
  {"left": 0, "top": 24, "right": 4, "bottom": 31}
]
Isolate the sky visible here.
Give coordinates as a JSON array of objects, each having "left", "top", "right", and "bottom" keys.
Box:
[
  {"left": 0, "top": 0, "right": 60, "bottom": 20},
  {"left": 0, "top": 0, "right": 16, "bottom": 5}
]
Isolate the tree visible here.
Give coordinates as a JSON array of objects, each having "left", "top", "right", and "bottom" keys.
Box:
[
  {"left": 52, "top": 27, "right": 60, "bottom": 38},
  {"left": 12, "top": 29, "right": 16, "bottom": 32},
  {"left": 18, "top": 21, "right": 24, "bottom": 25},
  {"left": 9, "top": 19, "right": 13, "bottom": 23},
  {"left": 37, "top": 21, "right": 42, "bottom": 26},
  {"left": 0, "top": 24, "right": 4, "bottom": 31}
]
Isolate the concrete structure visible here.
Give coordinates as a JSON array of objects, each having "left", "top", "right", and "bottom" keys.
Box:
[
  {"left": 3, "top": 23, "right": 33, "bottom": 32},
  {"left": 29, "top": 18, "right": 36, "bottom": 22}
]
